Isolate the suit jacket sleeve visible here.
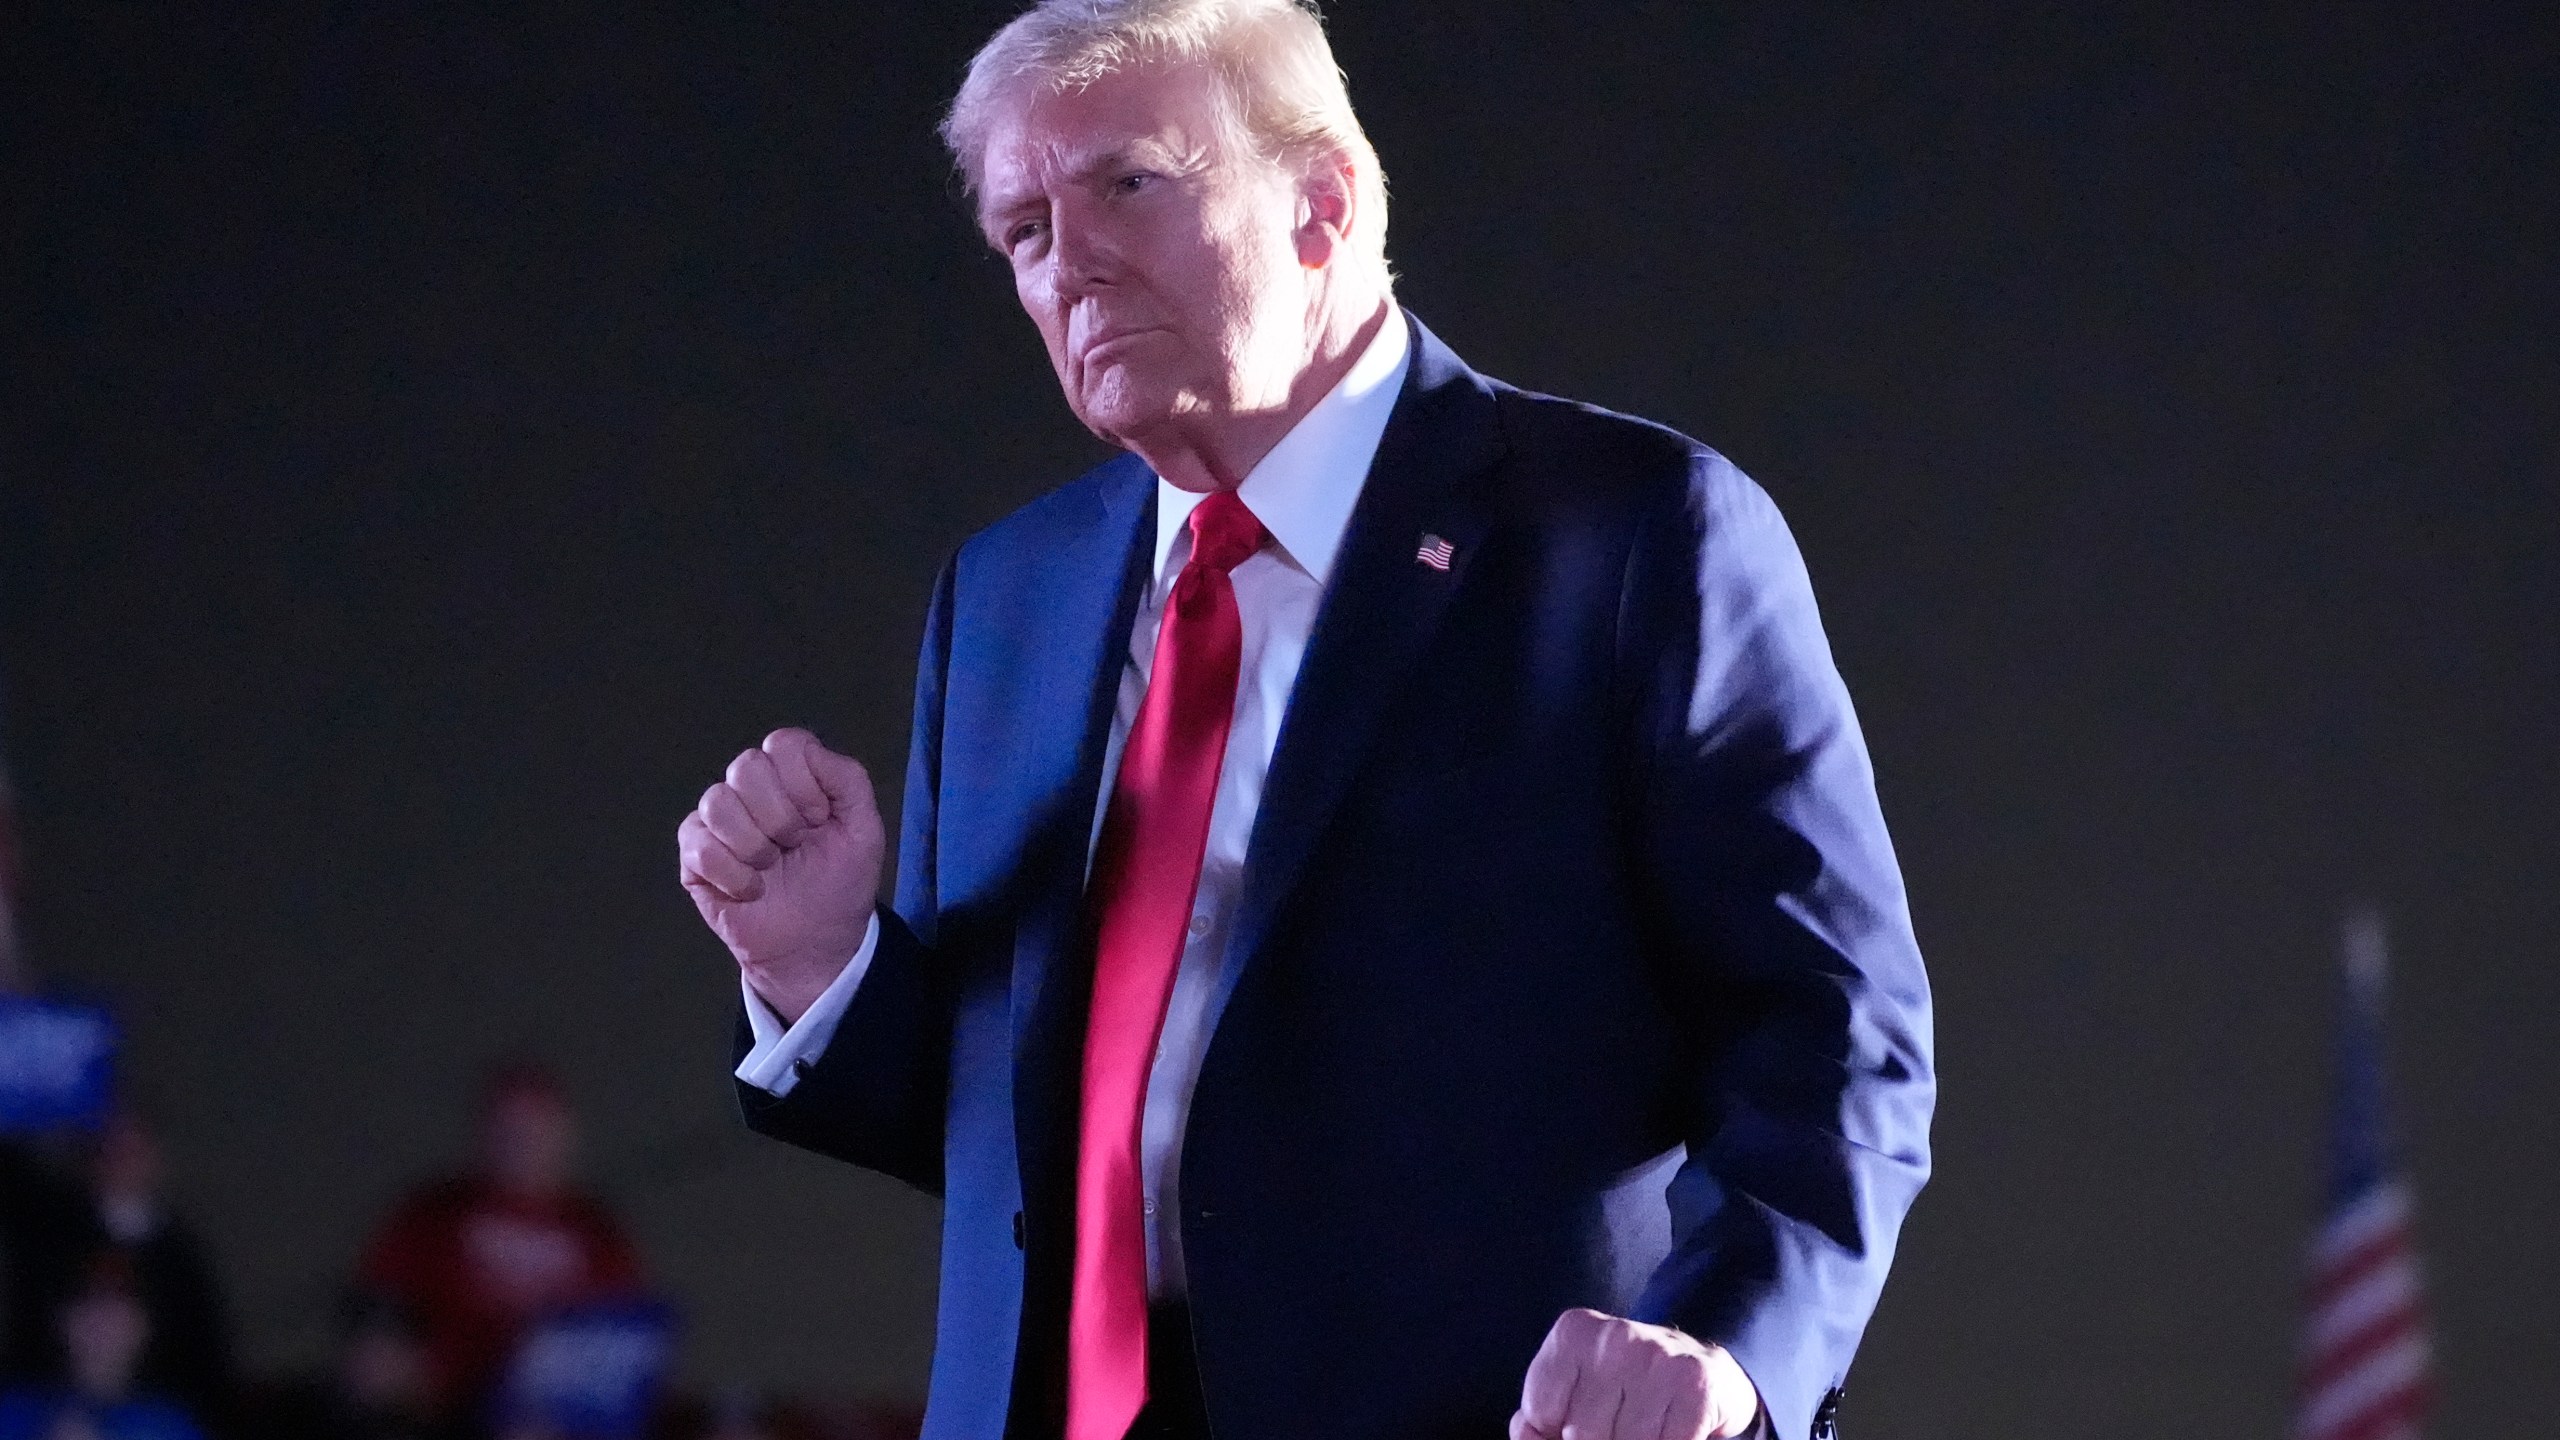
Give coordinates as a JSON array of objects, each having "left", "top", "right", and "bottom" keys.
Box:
[
  {"left": 1621, "top": 454, "right": 1935, "bottom": 1440},
  {"left": 731, "top": 557, "right": 962, "bottom": 1196}
]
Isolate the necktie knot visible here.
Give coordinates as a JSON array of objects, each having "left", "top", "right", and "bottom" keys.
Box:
[{"left": 1186, "top": 489, "right": 1266, "bottom": 574}]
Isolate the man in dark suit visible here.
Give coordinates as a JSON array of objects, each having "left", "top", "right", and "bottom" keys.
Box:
[{"left": 676, "top": 4, "right": 1932, "bottom": 1439}]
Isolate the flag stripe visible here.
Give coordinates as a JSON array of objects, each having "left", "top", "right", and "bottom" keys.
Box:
[
  {"left": 2305, "top": 1251, "right": 2421, "bottom": 1354},
  {"left": 2306, "top": 1378, "right": 2431, "bottom": 1440},
  {"left": 2302, "top": 1302, "right": 2425, "bottom": 1394},
  {"left": 2302, "top": 1325, "right": 2430, "bottom": 1434},
  {"left": 2310, "top": 1227, "right": 2411, "bottom": 1308}
]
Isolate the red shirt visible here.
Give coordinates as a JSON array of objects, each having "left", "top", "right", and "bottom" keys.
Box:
[{"left": 358, "top": 1176, "right": 643, "bottom": 1411}]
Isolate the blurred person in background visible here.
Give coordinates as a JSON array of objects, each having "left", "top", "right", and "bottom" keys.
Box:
[
  {"left": 255, "top": 1293, "right": 466, "bottom": 1440},
  {"left": 72, "top": 1109, "right": 232, "bottom": 1434},
  {"left": 0, "top": 1253, "right": 203, "bottom": 1440},
  {"left": 0, "top": 1143, "right": 88, "bottom": 1391},
  {"left": 356, "top": 1065, "right": 642, "bottom": 1430},
  {"left": 4, "top": 1110, "right": 228, "bottom": 1424}
]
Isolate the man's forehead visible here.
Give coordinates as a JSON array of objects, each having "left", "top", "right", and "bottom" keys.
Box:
[
  {"left": 983, "top": 133, "right": 1162, "bottom": 195},
  {"left": 977, "top": 67, "right": 1222, "bottom": 203}
]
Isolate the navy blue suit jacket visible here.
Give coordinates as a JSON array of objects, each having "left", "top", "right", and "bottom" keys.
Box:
[{"left": 739, "top": 315, "right": 1933, "bottom": 1440}]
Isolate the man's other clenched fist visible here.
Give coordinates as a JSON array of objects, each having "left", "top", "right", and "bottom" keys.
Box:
[
  {"left": 678, "top": 728, "right": 885, "bottom": 1023},
  {"left": 1511, "top": 1309, "right": 1762, "bottom": 1440}
]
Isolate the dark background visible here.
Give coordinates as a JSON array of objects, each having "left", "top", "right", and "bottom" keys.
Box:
[{"left": 5, "top": 2, "right": 2554, "bottom": 1435}]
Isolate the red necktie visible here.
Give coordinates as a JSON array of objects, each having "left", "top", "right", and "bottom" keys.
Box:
[{"left": 1067, "top": 488, "right": 1266, "bottom": 1440}]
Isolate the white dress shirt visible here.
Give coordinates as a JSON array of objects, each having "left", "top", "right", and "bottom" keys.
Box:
[{"left": 738, "top": 307, "right": 1413, "bottom": 1297}]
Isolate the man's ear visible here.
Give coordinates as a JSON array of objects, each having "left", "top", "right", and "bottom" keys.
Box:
[{"left": 1293, "top": 146, "right": 1359, "bottom": 270}]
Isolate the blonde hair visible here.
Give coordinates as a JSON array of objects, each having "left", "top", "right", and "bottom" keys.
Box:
[{"left": 941, "top": 0, "right": 1389, "bottom": 276}]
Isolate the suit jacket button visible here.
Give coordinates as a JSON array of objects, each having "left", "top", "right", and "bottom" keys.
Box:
[{"left": 1011, "top": 1211, "right": 1026, "bottom": 1250}]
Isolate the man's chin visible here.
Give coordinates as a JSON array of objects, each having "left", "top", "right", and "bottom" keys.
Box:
[{"left": 1069, "top": 383, "right": 1181, "bottom": 451}]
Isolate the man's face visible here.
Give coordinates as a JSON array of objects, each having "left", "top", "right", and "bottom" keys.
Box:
[
  {"left": 341, "top": 1324, "right": 428, "bottom": 1412},
  {"left": 63, "top": 1287, "right": 147, "bottom": 1400},
  {"left": 480, "top": 1090, "right": 576, "bottom": 1196},
  {"left": 93, "top": 1110, "right": 161, "bottom": 1200},
  {"left": 978, "top": 62, "right": 1315, "bottom": 459}
]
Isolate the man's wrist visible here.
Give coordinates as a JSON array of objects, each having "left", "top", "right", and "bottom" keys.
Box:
[
  {"left": 742, "top": 962, "right": 833, "bottom": 1027},
  {"left": 734, "top": 912, "right": 881, "bottom": 1096},
  {"left": 741, "top": 915, "right": 876, "bottom": 1024}
]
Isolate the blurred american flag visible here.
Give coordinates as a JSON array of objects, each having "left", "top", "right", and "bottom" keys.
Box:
[{"left": 2296, "top": 910, "right": 2431, "bottom": 1440}]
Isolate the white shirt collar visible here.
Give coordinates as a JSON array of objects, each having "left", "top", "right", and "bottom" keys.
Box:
[{"left": 1150, "top": 305, "right": 1412, "bottom": 590}]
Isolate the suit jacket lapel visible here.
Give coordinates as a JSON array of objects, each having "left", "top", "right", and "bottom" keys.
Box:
[
  {"left": 1006, "top": 456, "right": 1156, "bottom": 1215},
  {"left": 1222, "top": 314, "right": 1507, "bottom": 1003}
]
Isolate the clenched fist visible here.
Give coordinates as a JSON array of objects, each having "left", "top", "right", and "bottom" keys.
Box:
[
  {"left": 678, "top": 727, "right": 885, "bottom": 1023},
  {"left": 1511, "top": 1308, "right": 1762, "bottom": 1440}
]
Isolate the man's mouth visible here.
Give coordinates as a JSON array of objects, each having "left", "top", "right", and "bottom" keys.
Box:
[{"left": 1081, "top": 327, "right": 1164, "bottom": 364}]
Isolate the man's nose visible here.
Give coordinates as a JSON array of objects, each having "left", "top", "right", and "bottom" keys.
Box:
[{"left": 1047, "top": 206, "right": 1116, "bottom": 300}]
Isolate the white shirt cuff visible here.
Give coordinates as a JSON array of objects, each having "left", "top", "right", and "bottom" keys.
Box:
[{"left": 732, "top": 912, "right": 881, "bottom": 1097}]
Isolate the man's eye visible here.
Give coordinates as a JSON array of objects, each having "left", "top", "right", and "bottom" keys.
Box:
[
  {"left": 1114, "top": 172, "right": 1154, "bottom": 193},
  {"left": 1006, "top": 220, "right": 1046, "bottom": 248}
]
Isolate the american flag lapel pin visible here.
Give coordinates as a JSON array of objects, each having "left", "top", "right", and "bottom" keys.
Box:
[{"left": 1414, "top": 533, "right": 1456, "bottom": 571}]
